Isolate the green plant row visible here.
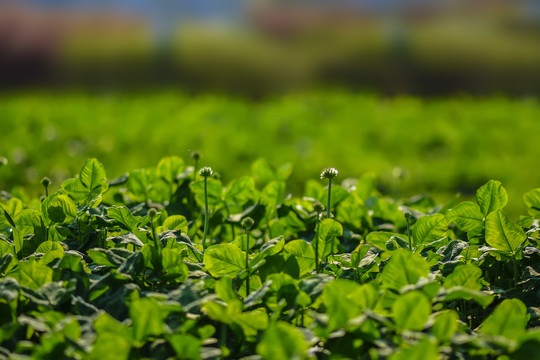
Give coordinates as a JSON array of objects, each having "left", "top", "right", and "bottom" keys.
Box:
[{"left": 0, "top": 156, "right": 540, "bottom": 359}]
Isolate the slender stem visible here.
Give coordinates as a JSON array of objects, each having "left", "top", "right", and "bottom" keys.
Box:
[
  {"left": 150, "top": 218, "right": 162, "bottom": 273},
  {"left": 45, "top": 186, "right": 49, "bottom": 198},
  {"left": 327, "top": 178, "right": 332, "bottom": 218},
  {"left": 406, "top": 216, "right": 412, "bottom": 250},
  {"left": 513, "top": 255, "right": 519, "bottom": 285},
  {"left": 202, "top": 177, "right": 209, "bottom": 249},
  {"left": 315, "top": 221, "right": 320, "bottom": 273},
  {"left": 245, "top": 230, "right": 250, "bottom": 296}
]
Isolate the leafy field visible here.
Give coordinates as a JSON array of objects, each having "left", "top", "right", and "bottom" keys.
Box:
[
  {"left": 1, "top": 92, "right": 539, "bottom": 216},
  {"left": 1, "top": 157, "right": 540, "bottom": 359}
]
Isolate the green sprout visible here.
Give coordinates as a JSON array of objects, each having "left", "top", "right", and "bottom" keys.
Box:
[
  {"left": 320, "top": 167, "right": 338, "bottom": 218},
  {"left": 241, "top": 217, "right": 255, "bottom": 296},
  {"left": 199, "top": 166, "right": 213, "bottom": 249}
]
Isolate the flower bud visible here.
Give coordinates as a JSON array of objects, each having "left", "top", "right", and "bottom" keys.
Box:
[
  {"left": 41, "top": 177, "right": 51, "bottom": 188},
  {"left": 313, "top": 201, "right": 325, "bottom": 214},
  {"left": 148, "top": 208, "right": 158, "bottom": 218},
  {"left": 241, "top": 217, "right": 255, "bottom": 230},
  {"left": 191, "top": 150, "right": 201, "bottom": 161},
  {"left": 320, "top": 167, "right": 338, "bottom": 180},
  {"left": 199, "top": 167, "right": 213, "bottom": 178}
]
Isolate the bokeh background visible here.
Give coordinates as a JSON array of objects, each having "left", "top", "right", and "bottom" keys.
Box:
[{"left": 1, "top": 0, "right": 540, "bottom": 215}]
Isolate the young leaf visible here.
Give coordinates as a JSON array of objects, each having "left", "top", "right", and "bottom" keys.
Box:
[
  {"left": 256, "top": 322, "right": 308, "bottom": 360},
  {"left": 476, "top": 180, "right": 508, "bottom": 217},
  {"left": 431, "top": 310, "right": 459, "bottom": 342},
  {"left": 446, "top": 201, "right": 484, "bottom": 232},
  {"left": 204, "top": 244, "right": 245, "bottom": 277},
  {"left": 283, "top": 240, "right": 315, "bottom": 276},
  {"left": 381, "top": 249, "right": 430, "bottom": 292},
  {"left": 392, "top": 291, "right": 432, "bottom": 331},
  {"left": 478, "top": 299, "right": 529, "bottom": 339},
  {"left": 412, "top": 214, "right": 447, "bottom": 248},
  {"left": 79, "top": 158, "right": 109, "bottom": 199},
  {"left": 157, "top": 156, "right": 184, "bottom": 185},
  {"left": 443, "top": 264, "right": 482, "bottom": 290},
  {"left": 523, "top": 188, "right": 540, "bottom": 218},
  {"left": 485, "top": 210, "right": 526, "bottom": 253}
]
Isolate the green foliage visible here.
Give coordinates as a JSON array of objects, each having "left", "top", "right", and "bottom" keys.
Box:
[{"left": 0, "top": 156, "right": 538, "bottom": 359}]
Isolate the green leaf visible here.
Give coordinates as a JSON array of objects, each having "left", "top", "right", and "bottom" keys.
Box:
[
  {"left": 0, "top": 205, "right": 18, "bottom": 231},
  {"left": 92, "top": 312, "right": 132, "bottom": 360},
  {"left": 366, "top": 231, "right": 407, "bottom": 250},
  {"left": 47, "top": 195, "right": 78, "bottom": 224},
  {"left": 382, "top": 249, "right": 430, "bottom": 292},
  {"left": 412, "top": 214, "right": 447, "bottom": 248},
  {"left": 316, "top": 218, "right": 343, "bottom": 258},
  {"left": 107, "top": 206, "right": 139, "bottom": 231},
  {"left": 523, "top": 188, "right": 540, "bottom": 218},
  {"left": 283, "top": 240, "right": 315, "bottom": 277},
  {"left": 431, "top": 310, "right": 459, "bottom": 342},
  {"left": 13, "top": 261, "right": 53, "bottom": 290},
  {"left": 485, "top": 210, "right": 526, "bottom": 253},
  {"left": 163, "top": 215, "right": 189, "bottom": 233},
  {"left": 157, "top": 156, "right": 184, "bottom": 184},
  {"left": 168, "top": 334, "right": 202, "bottom": 360},
  {"left": 443, "top": 264, "right": 482, "bottom": 290},
  {"left": 251, "top": 158, "right": 275, "bottom": 186},
  {"left": 225, "top": 176, "right": 256, "bottom": 206},
  {"left": 321, "top": 279, "right": 361, "bottom": 331},
  {"left": 256, "top": 322, "right": 308, "bottom": 360},
  {"left": 446, "top": 201, "right": 485, "bottom": 233},
  {"left": 392, "top": 291, "right": 432, "bottom": 331},
  {"left": 204, "top": 244, "right": 245, "bottom": 277},
  {"left": 389, "top": 338, "right": 439, "bottom": 360},
  {"left": 190, "top": 179, "right": 223, "bottom": 207},
  {"left": 441, "top": 287, "right": 494, "bottom": 307},
  {"left": 476, "top": 180, "right": 508, "bottom": 217},
  {"left": 130, "top": 297, "right": 167, "bottom": 343},
  {"left": 79, "top": 158, "right": 108, "bottom": 199},
  {"left": 61, "top": 178, "right": 89, "bottom": 203},
  {"left": 478, "top": 299, "right": 529, "bottom": 339}
]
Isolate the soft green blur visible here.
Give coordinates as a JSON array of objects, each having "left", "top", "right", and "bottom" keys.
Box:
[{"left": 0, "top": 91, "right": 538, "bottom": 216}]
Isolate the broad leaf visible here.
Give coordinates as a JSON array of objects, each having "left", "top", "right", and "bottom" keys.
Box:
[
  {"left": 446, "top": 201, "right": 484, "bottom": 233},
  {"left": 476, "top": 180, "right": 508, "bottom": 217},
  {"left": 478, "top": 299, "right": 529, "bottom": 339},
  {"left": 485, "top": 210, "right": 526, "bottom": 253},
  {"left": 256, "top": 322, "right": 308, "bottom": 360},
  {"left": 392, "top": 291, "right": 431, "bottom": 331},
  {"left": 412, "top": 214, "right": 447, "bottom": 248},
  {"left": 523, "top": 188, "right": 540, "bottom": 218},
  {"left": 204, "top": 244, "right": 245, "bottom": 277},
  {"left": 381, "top": 249, "right": 430, "bottom": 292}
]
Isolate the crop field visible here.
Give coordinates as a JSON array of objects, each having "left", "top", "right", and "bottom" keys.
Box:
[
  {"left": 1, "top": 92, "right": 540, "bottom": 216},
  {"left": 0, "top": 155, "right": 539, "bottom": 359}
]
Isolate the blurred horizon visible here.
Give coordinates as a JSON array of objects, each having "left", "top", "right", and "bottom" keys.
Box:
[{"left": 2, "top": 0, "right": 540, "bottom": 96}]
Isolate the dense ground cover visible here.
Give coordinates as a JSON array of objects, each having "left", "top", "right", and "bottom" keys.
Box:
[
  {"left": 0, "top": 157, "right": 539, "bottom": 359},
  {"left": 1, "top": 91, "right": 539, "bottom": 215}
]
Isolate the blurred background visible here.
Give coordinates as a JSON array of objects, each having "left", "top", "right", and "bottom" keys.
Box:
[
  {"left": 1, "top": 0, "right": 540, "bottom": 215},
  {"left": 3, "top": 0, "right": 540, "bottom": 95}
]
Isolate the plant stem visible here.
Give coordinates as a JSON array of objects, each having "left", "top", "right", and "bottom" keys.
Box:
[
  {"left": 513, "top": 255, "right": 519, "bottom": 285},
  {"left": 245, "top": 230, "right": 250, "bottom": 296},
  {"left": 202, "top": 177, "right": 209, "bottom": 249},
  {"left": 406, "top": 216, "right": 412, "bottom": 250},
  {"left": 327, "top": 178, "right": 332, "bottom": 218},
  {"left": 315, "top": 221, "right": 320, "bottom": 273}
]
